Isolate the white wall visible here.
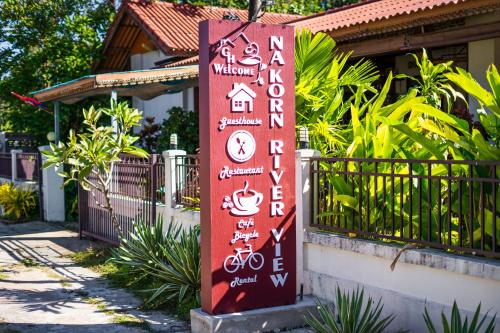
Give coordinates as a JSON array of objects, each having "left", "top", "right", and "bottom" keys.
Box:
[
  {"left": 466, "top": 13, "right": 500, "bottom": 117},
  {"left": 468, "top": 38, "right": 500, "bottom": 116},
  {"left": 130, "top": 51, "right": 190, "bottom": 128},
  {"left": 303, "top": 232, "right": 500, "bottom": 332}
]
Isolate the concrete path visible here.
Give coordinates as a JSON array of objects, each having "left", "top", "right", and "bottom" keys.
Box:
[{"left": 0, "top": 221, "right": 189, "bottom": 333}]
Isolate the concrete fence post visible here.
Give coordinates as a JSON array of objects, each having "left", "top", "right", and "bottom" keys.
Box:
[
  {"left": 162, "top": 149, "right": 186, "bottom": 219},
  {"left": 38, "top": 146, "right": 65, "bottom": 222},
  {"left": 10, "top": 149, "right": 22, "bottom": 182},
  {"left": 0, "top": 132, "right": 5, "bottom": 153},
  {"left": 295, "top": 149, "right": 321, "bottom": 293}
]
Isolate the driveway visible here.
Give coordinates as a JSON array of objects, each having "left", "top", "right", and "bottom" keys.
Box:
[{"left": 0, "top": 221, "right": 189, "bottom": 333}]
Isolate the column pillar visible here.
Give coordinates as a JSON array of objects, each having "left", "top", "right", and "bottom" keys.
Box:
[
  {"left": 38, "top": 146, "right": 65, "bottom": 221},
  {"left": 295, "top": 149, "right": 320, "bottom": 294},
  {"left": 10, "top": 149, "right": 22, "bottom": 182},
  {"left": 0, "top": 132, "right": 6, "bottom": 153},
  {"left": 54, "top": 101, "right": 61, "bottom": 144},
  {"left": 162, "top": 149, "right": 186, "bottom": 224},
  {"left": 111, "top": 90, "right": 118, "bottom": 131}
]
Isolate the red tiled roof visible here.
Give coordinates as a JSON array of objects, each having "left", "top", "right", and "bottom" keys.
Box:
[
  {"left": 125, "top": 0, "right": 300, "bottom": 54},
  {"left": 164, "top": 55, "right": 199, "bottom": 68},
  {"left": 292, "top": 0, "right": 500, "bottom": 40}
]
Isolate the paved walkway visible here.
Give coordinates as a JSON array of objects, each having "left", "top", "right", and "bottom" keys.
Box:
[{"left": 0, "top": 221, "right": 189, "bottom": 333}]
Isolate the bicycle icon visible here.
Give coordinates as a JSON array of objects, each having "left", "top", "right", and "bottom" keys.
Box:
[{"left": 223, "top": 244, "right": 264, "bottom": 273}]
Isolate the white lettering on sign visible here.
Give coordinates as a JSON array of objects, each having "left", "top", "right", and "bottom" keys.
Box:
[
  {"left": 270, "top": 272, "right": 288, "bottom": 287},
  {"left": 230, "top": 230, "right": 259, "bottom": 244},
  {"left": 269, "top": 140, "right": 284, "bottom": 154},
  {"left": 270, "top": 51, "right": 285, "bottom": 66},
  {"left": 270, "top": 114, "right": 284, "bottom": 128},
  {"left": 237, "top": 218, "right": 254, "bottom": 229},
  {"left": 213, "top": 63, "right": 255, "bottom": 76},
  {"left": 219, "top": 117, "right": 263, "bottom": 130},
  {"left": 269, "top": 99, "right": 283, "bottom": 113},
  {"left": 268, "top": 84, "right": 285, "bottom": 98},
  {"left": 270, "top": 228, "right": 288, "bottom": 288},
  {"left": 230, "top": 275, "right": 257, "bottom": 288},
  {"left": 219, "top": 166, "right": 264, "bottom": 180},
  {"left": 269, "top": 140, "right": 284, "bottom": 217},
  {"left": 270, "top": 36, "right": 283, "bottom": 50}
]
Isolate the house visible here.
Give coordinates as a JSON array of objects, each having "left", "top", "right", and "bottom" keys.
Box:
[
  {"left": 93, "top": 1, "right": 299, "bottom": 126},
  {"left": 291, "top": 0, "right": 500, "bottom": 113},
  {"left": 31, "top": 0, "right": 500, "bottom": 136},
  {"left": 227, "top": 83, "right": 256, "bottom": 112}
]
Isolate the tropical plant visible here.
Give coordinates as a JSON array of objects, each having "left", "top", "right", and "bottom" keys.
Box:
[
  {"left": 305, "top": 285, "right": 398, "bottom": 333},
  {"left": 42, "top": 100, "right": 148, "bottom": 237},
  {"left": 317, "top": 64, "right": 500, "bottom": 250},
  {"left": 157, "top": 106, "right": 199, "bottom": 153},
  {"left": 396, "top": 49, "right": 464, "bottom": 112},
  {"left": 423, "top": 301, "right": 496, "bottom": 333},
  {"left": 295, "top": 29, "right": 379, "bottom": 155},
  {"left": 0, "top": 183, "right": 37, "bottom": 220},
  {"left": 109, "top": 218, "right": 201, "bottom": 307},
  {"left": 138, "top": 116, "right": 161, "bottom": 153},
  {"left": 446, "top": 64, "right": 500, "bottom": 151}
]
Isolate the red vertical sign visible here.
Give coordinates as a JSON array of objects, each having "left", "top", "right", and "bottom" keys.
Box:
[{"left": 199, "top": 20, "right": 296, "bottom": 314}]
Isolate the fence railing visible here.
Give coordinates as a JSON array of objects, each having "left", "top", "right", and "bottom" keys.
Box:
[
  {"left": 0, "top": 153, "right": 11, "bottom": 179},
  {"left": 310, "top": 157, "right": 499, "bottom": 258},
  {"left": 16, "top": 153, "right": 39, "bottom": 181},
  {"left": 0, "top": 152, "right": 39, "bottom": 181},
  {"left": 175, "top": 155, "right": 200, "bottom": 209},
  {"left": 79, "top": 154, "right": 165, "bottom": 245}
]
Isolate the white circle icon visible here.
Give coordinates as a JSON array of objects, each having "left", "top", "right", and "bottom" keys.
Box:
[{"left": 226, "top": 130, "right": 256, "bottom": 163}]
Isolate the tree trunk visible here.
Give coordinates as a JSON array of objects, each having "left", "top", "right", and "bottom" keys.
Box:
[
  {"left": 103, "top": 187, "right": 124, "bottom": 239},
  {"left": 249, "top": 0, "right": 263, "bottom": 22}
]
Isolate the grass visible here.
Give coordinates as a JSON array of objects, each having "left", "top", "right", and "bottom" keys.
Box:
[
  {"left": 83, "top": 297, "right": 151, "bottom": 331},
  {"left": 19, "top": 257, "right": 40, "bottom": 267},
  {"left": 0, "top": 268, "right": 7, "bottom": 280},
  {"left": 112, "top": 313, "right": 149, "bottom": 329},
  {"left": 72, "top": 247, "right": 192, "bottom": 321},
  {"left": 70, "top": 248, "right": 140, "bottom": 289}
]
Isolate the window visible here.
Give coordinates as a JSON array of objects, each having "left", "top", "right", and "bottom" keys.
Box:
[{"left": 234, "top": 100, "right": 243, "bottom": 108}]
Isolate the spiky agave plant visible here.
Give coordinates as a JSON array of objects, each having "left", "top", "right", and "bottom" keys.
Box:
[
  {"left": 305, "top": 285, "right": 399, "bottom": 333},
  {"left": 109, "top": 217, "right": 200, "bottom": 307},
  {"left": 423, "top": 301, "right": 496, "bottom": 333}
]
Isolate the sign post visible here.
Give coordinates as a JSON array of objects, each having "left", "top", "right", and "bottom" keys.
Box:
[{"left": 199, "top": 20, "right": 295, "bottom": 314}]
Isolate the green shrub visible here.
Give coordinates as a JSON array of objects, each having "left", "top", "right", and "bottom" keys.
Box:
[
  {"left": 157, "top": 106, "right": 199, "bottom": 153},
  {"left": 109, "top": 217, "right": 201, "bottom": 309},
  {"left": 305, "top": 285, "right": 399, "bottom": 333},
  {"left": 423, "top": 301, "right": 496, "bottom": 333},
  {"left": 0, "top": 182, "right": 38, "bottom": 220}
]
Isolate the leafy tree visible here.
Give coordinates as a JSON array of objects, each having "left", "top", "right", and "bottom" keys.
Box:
[
  {"left": 157, "top": 107, "right": 199, "bottom": 154},
  {"left": 42, "top": 100, "right": 148, "bottom": 237},
  {"left": 0, "top": 0, "right": 114, "bottom": 143},
  {"left": 171, "top": 0, "right": 360, "bottom": 15}
]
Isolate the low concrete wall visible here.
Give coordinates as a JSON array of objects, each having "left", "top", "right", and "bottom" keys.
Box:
[
  {"left": 164, "top": 206, "right": 200, "bottom": 231},
  {"left": 303, "top": 230, "right": 500, "bottom": 332}
]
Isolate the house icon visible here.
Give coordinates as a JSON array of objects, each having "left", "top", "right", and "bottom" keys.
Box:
[{"left": 227, "top": 83, "right": 256, "bottom": 112}]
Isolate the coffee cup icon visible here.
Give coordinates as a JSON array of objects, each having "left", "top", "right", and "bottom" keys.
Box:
[{"left": 230, "top": 181, "right": 263, "bottom": 216}]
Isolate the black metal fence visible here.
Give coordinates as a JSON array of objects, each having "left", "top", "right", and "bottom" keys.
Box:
[
  {"left": 174, "top": 155, "right": 200, "bottom": 209},
  {"left": 0, "top": 153, "right": 11, "bottom": 179},
  {"left": 78, "top": 154, "right": 165, "bottom": 245},
  {"left": 5, "top": 132, "right": 38, "bottom": 152},
  {"left": 310, "top": 157, "right": 499, "bottom": 258}
]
